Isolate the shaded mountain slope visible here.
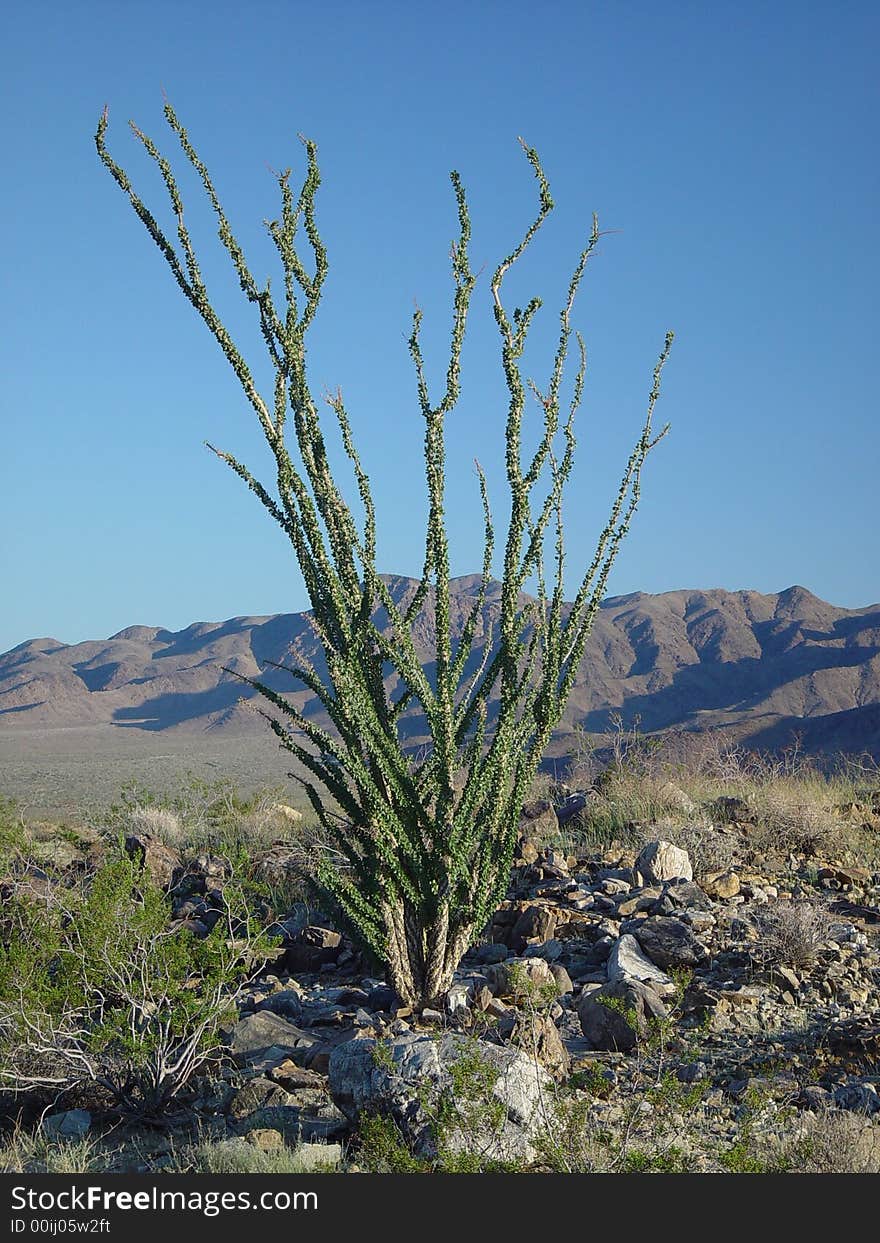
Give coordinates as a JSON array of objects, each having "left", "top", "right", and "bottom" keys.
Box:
[{"left": 2, "top": 579, "right": 879, "bottom": 758}]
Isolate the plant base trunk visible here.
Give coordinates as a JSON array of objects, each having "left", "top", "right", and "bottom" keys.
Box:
[{"left": 383, "top": 899, "right": 474, "bottom": 1010}]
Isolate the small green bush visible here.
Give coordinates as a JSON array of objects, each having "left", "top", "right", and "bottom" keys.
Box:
[
  {"left": 0, "top": 849, "right": 272, "bottom": 1117},
  {"left": 0, "top": 796, "right": 27, "bottom": 874},
  {"left": 357, "top": 1115, "right": 428, "bottom": 1173}
]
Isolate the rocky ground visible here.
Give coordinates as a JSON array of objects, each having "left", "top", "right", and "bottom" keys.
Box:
[{"left": 4, "top": 781, "right": 880, "bottom": 1173}]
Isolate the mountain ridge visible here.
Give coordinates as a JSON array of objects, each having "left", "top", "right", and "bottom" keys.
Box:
[{"left": 3, "top": 577, "right": 879, "bottom": 760}]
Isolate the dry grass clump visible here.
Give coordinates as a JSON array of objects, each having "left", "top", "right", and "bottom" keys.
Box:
[
  {"left": 636, "top": 818, "right": 738, "bottom": 880},
  {"left": 753, "top": 900, "right": 834, "bottom": 969},
  {"left": 105, "top": 777, "right": 315, "bottom": 856},
  {"left": 125, "top": 803, "right": 186, "bottom": 846},
  {"left": 745, "top": 784, "right": 837, "bottom": 857},
  {"left": 170, "top": 1135, "right": 342, "bottom": 1173},
  {"left": 757, "top": 1109, "right": 880, "bottom": 1174},
  {"left": 551, "top": 721, "right": 880, "bottom": 869},
  {"left": 0, "top": 1130, "right": 110, "bottom": 1174}
]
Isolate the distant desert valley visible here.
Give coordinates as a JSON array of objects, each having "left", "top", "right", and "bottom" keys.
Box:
[{"left": 2, "top": 575, "right": 879, "bottom": 816}]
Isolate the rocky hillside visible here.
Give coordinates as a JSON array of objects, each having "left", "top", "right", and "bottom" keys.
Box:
[
  {"left": 8, "top": 778, "right": 880, "bottom": 1173},
  {"left": 2, "top": 577, "right": 879, "bottom": 759}
]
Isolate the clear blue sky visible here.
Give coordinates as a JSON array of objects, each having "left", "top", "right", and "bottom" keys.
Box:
[{"left": 2, "top": 1, "right": 878, "bottom": 653}]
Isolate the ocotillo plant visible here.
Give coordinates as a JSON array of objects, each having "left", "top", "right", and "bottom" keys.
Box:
[{"left": 96, "top": 107, "right": 672, "bottom": 1007}]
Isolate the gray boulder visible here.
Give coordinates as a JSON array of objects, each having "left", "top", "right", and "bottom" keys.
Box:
[
  {"left": 635, "top": 840, "right": 693, "bottom": 885},
  {"left": 328, "top": 1032, "right": 552, "bottom": 1163},
  {"left": 632, "top": 917, "right": 709, "bottom": 970},
  {"left": 229, "top": 1010, "right": 316, "bottom": 1068},
  {"left": 254, "top": 989, "right": 304, "bottom": 1021},
  {"left": 42, "top": 1109, "right": 91, "bottom": 1141},
  {"left": 649, "top": 880, "right": 713, "bottom": 914},
  {"left": 577, "top": 978, "right": 668, "bottom": 1052}
]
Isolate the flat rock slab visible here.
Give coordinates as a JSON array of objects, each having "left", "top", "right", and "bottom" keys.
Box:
[{"left": 230, "top": 1011, "right": 316, "bottom": 1066}]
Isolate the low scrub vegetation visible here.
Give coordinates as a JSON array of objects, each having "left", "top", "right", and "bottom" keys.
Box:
[
  {"left": 102, "top": 775, "right": 315, "bottom": 856},
  {"left": 169, "top": 1135, "right": 341, "bottom": 1174},
  {"left": 0, "top": 1129, "right": 111, "bottom": 1175},
  {"left": 546, "top": 719, "right": 880, "bottom": 871},
  {"left": 0, "top": 726, "right": 878, "bottom": 1174},
  {"left": 102, "top": 776, "right": 331, "bottom": 913},
  {"left": 0, "top": 845, "right": 272, "bottom": 1118}
]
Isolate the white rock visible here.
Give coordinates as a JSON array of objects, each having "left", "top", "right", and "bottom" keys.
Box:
[
  {"left": 445, "top": 983, "right": 472, "bottom": 1017},
  {"left": 272, "top": 804, "right": 304, "bottom": 824},
  {"left": 634, "top": 840, "right": 693, "bottom": 885},
  {"left": 607, "top": 934, "right": 676, "bottom": 996}
]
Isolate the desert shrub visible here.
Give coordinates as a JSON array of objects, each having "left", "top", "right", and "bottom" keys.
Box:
[
  {"left": 559, "top": 719, "right": 879, "bottom": 870},
  {"left": 761, "top": 1109, "right": 880, "bottom": 1174},
  {"left": 103, "top": 777, "right": 326, "bottom": 913},
  {"left": 752, "top": 901, "right": 833, "bottom": 969},
  {"left": 746, "top": 785, "right": 836, "bottom": 856},
  {"left": 125, "top": 803, "right": 186, "bottom": 846},
  {"left": 533, "top": 1086, "right": 613, "bottom": 1172},
  {"left": 0, "top": 850, "right": 271, "bottom": 1117},
  {"left": 720, "top": 1102, "right": 880, "bottom": 1174},
  {"left": 357, "top": 1115, "right": 429, "bottom": 1173},
  {"left": 97, "top": 104, "right": 672, "bottom": 1009},
  {"left": 104, "top": 776, "right": 313, "bottom": 855},
  {"left": 0, "top": 796, "right": 27, "bottom": 874},
  {"left": 536, "top": 1068, "right": 709, "bottom": 1173}
]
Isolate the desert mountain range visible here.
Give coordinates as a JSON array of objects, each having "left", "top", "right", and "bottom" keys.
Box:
[{"left": 3, "top": 576, "right": 880, "bottom": 761}]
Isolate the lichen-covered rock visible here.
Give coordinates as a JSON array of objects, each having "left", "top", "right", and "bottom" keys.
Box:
[
  {"left": 328, "top": 1033, "right": 552, "bottom": 1163},
  {"left": 703, "top": 869, "right": 741, "bottom": 899},
  {"left": 487, "top": 956, "right": 560, "bottom": 1000},
  {"left": 510, "top": 1012, "right": 571, "bottom": 1080}
]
